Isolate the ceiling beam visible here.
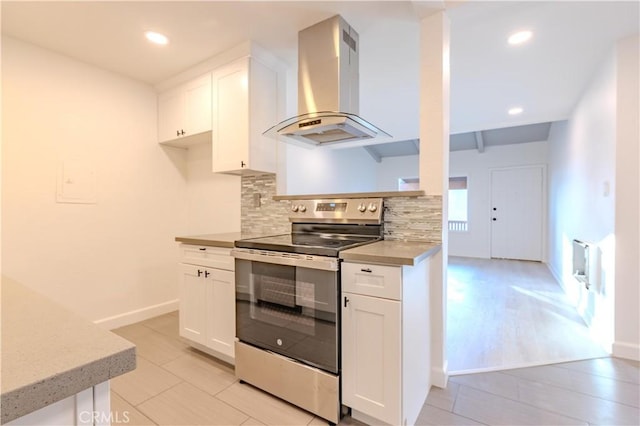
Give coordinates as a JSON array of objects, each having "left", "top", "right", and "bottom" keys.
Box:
[
  {"left": 411, "top": 138, "right": 420, "bottom": 153},
  {"left": 474, "top": 131, "right": 485, "bottom": 153},
  {"left": 363, "top": 146, "right": 382, "bottom": 163}
]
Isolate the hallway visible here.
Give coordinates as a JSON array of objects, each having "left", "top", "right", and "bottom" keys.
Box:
[{"left": 447, "top": 256, "right": 608, "bottom": 373}]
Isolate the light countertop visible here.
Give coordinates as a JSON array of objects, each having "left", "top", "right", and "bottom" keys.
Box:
[
  {"left": 1, "top": 277, "right": 136, "bottom": 424},
  {"left": 175, "top": 232, "right": 267, "bottom": 248},
  {"left": 340, "top": 240, "right": 441, "bottom": 266},
  {"left": 176, "top": 233, "right": 441, "bottom": 266},
  {"left": 272, "top": 190, "right": 425, "bottom": 201}
]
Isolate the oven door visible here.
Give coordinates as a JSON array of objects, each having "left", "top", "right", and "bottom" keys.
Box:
[{"left": 232, "top": 249, "right": 339, "bottom": 374}]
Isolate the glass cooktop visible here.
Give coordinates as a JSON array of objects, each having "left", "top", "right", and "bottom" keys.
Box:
[{"left": 235, "top": 233, "right": 380, "bottom": 257}]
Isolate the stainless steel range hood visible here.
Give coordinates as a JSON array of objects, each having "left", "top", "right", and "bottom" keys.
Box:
[{"left": 264, "top": 15, "right": 390, "bottom": 145}]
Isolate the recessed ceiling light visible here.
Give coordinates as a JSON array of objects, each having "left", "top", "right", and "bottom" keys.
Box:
[
  {"left": 508, "top": 107, "right": 524, "bottom": 115},
  {"left": 145, "top": 31, "right": 169, "bottom": 45},
  {"left": 508, "top": 30, "right": 532, "bottom": 45}
]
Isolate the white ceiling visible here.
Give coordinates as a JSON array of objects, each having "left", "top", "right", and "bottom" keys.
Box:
[{"left": 2, "top": 1, "right": 638, "bottom": 135}]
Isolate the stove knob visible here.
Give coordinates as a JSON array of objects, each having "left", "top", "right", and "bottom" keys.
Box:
[
  {"left": 368, "top": 203, "right": 378, "bottom": 212},
  {"left": 291, "top": 205, "right": 299, "bottom": 212},
  {"left": 299, "top": 204, "right": 307, "bottom": 212},
  {"left": 358, "top": 203, "right": 367, "bottom": 213}
]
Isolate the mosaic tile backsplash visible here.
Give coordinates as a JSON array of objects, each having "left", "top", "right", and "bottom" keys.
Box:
[
  {"left": 241, "top": 174, "right": 290, "bottom": 236},
  {"left": 382, "top": 195, "right": 442, "bottom": 243},
  {"left": 241, "top": 174, "right": 443, "bottom": 243}
]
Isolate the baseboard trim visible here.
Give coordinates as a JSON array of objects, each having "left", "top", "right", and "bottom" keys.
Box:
[
  {"left": 94, "top": 299, "right": 179, "bottom": 330},
  {"left": 431, "top": 361, "right": 449, "bottom": 388},
  {"left": 448, "top": 354, "right": 611, "bottom": 376},
  {"left": 612, "top": 341, "right": 640, "bottom": 361},
  {"left": 547, "top": 262, "right": 564, "bottom": 289}
]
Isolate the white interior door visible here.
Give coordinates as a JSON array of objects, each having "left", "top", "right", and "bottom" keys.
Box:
[{"left": 490, "top": 166, "right": 544, "bottom": 261}]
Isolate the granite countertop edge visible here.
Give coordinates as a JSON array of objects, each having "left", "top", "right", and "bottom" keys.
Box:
[
  {"left": 1, "top": 278, "right": 137, "bottom": 424},
  {"left": 175, "top": 232, "right": 265, "bottom": 248},
  {"left": 1, "top": 347, "right": 136, "bottom": 423},
  {"left": 175, "top": 233, "right": 442, "bottom": 266},
  {"left": 340, "top": 240, "right": 442, "bottom": 266}
]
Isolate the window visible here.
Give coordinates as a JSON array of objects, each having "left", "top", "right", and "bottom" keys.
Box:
[{"left": 448, "top": 176, "right": 468, "bottom": 231}]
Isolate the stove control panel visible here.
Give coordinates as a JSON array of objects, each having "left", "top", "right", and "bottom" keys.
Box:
[{"left": 289, "top": 198, "right": 383, "bottom": 224}]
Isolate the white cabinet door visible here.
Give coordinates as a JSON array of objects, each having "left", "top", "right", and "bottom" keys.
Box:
[
  {"left": 212, "top": 58, "right": 250, "bottom": 172},
  {"left": 342, "top": 292, "right": 401, "bottom": 425},
  {"left": 180, "top": 245, "right": 234, "bottom": 270},
  {"left": 342, "top": 262, "right": 402, "bottom": 300},
  {"left": 178, "top": 246, "right": 236, "bottom": 362},
  {"left": 179, "top": 264, "right": 207, "bottom": 344},
  {"left": 158, "top": 86, "right": 185, "bottom": 143},
  {"left": 211, "top": 57, "right": 277, "bottom": 174},
  {"left": 184, "top": 73, "right": 212, "bottom": 136},
  {"left": 205, "top": 268, "right": 236, "bottom": 358},
  {"left": 158, "top": 72, "right": 212, "bottom": 146}
]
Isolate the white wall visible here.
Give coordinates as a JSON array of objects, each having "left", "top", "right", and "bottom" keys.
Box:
[
  {"left": 284, "top": 144, "right": 379, "bottom": 195},
  {"left": 448, "top": 141, "right": 549, "bottom": 258},
  {"left": 184, "top": 142, "right": 241, "bottom": 234},
  {"left": 376, "top": 155, "right": 419, "bottom": 191},
  {"left": 613, "top": 35, "right": 639, "bottom": 360},
  {"left": 1, "top": 37, "right": 187, "bottom": 325},
  {"left": 360, "top": 16, "right": 419, "bottom": 143},
  {"left": 547, "top": 48, "right": 616, "bottom": 350},
  {"left": 548, "top": 34, "right": 640, "bottom": 359},
  {"left": 282, "top": 144, "right": 421, "bottom": 195}
]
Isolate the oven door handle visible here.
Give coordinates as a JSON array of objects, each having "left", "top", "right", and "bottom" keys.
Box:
[{"left": 231, "top": 249, "right": 339, "bottom": 271}]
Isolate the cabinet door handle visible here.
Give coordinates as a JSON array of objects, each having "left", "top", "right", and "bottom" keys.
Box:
[
  {"left": 240, "top": 161, "right": 246, "bottom": 168},
  {"left": 204, "top": 270, "right": 210, "bottom": 278},
  {"left": 199, "top": 248, "right": 206, "bottom": 251},
  {"left": 197, "top": 269, "right": 203, "bottom": 277},
  {"left": 360, "top": 268, "right": 372, "bottom": 273},
  {"left": 176, "top": 130, "right": 180, "bottom": 137},
  {"left": 180, "top": 129, "right": 185, "bottom": 136},
  {"left": 344, "top": 296, "right": 349, "bottom": 308}
]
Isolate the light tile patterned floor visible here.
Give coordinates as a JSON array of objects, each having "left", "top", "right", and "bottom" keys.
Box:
[{"left": 112, "top": 312, "right": 639, "bottom": 425}]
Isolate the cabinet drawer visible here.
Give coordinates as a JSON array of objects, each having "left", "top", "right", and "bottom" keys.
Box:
[
  {"left": 180, "top": 244, "right": 234, "bottom": 271},
  {"left": 342, "top": 262, "right": 402, "bottom": 300}
]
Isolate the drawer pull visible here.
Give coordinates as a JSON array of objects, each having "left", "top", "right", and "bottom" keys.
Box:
[
  {"left": 360, "top": 268, "right": 372, "bottom": 273},
  {"left": 199, "top": 248, "right": 206, "bottom": 251}
]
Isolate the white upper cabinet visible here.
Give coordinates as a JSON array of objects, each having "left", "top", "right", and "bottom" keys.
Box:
[
  {"left": 158, "top": 72, "right": 212, "bottom": 147},
  {"left": 211, "top": 56, "right": 278, "bottom": 175}
]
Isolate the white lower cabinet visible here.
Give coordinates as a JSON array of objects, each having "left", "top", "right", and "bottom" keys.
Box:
[
  {"left": 341, "top": 260, "right": 431, "bottom": 426},
  {"left": 341, "top": 293, "right": 401, "bottom": 424},
  {"left": 179, "top": 245, "right": 235, "bottom": 362}
]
